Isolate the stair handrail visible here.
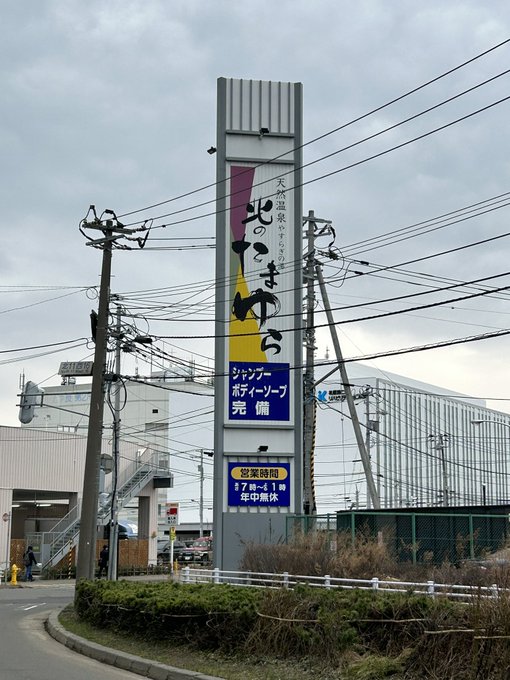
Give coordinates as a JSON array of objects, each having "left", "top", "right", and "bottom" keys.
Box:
[
  {"left": 42, "top": 449, "right": 166, "bottom": 569},
  {"left": 46, "top": 502, "right": 81, "bottom": 540}
]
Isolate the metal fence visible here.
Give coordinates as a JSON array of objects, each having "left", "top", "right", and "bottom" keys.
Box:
[
  {"left": 178, "top": 566, "right": 501, "bottom": 603},
  {"left": 287, "top": 511, "right": 510, "bottom": 565}
]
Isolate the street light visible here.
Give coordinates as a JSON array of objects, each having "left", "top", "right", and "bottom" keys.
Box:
[
  {"left": 196, "top": 450, "right": 213, "bottom": 537},
  {"left": 471, "top": 419, "right": 510, "bottom": 428}
]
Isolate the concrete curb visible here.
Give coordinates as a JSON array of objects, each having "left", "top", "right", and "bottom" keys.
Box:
[{"left": 45, "top": 609, "right": 224, "bottom": 680}]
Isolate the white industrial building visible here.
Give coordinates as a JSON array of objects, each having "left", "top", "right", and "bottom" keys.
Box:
[
  {"left": 315, "top": 363, "right": 510, "bottom": 510},
  {"left": 0, "top": 372, "right": 213, "bottom": 572},
  {"left": 0, "top": 425, "right": 163, "bottom": 570}
]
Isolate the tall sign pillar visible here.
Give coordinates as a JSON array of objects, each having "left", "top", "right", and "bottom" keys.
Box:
[{"left": 213, "top": 78, "right": 303, "bottom": 569}]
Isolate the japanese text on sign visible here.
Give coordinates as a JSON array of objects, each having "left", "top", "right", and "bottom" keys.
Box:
[
  {"left": 230, "top": 174, "right": 287, "bottom": 358},
  {"left": 229, "top": 361, "right": 289, "bottom": 421},
  {"left": 228, "top": 462, "right": 291, "bottom": 507}
]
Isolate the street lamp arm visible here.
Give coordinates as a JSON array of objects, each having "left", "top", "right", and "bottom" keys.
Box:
[{"left": 471, "top": 419, "right": 510, "bottom": 429}]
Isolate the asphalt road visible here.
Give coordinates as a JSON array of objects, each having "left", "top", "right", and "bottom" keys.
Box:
[{"left": 0, "top": 582, "right": 142, "bottom": 680}]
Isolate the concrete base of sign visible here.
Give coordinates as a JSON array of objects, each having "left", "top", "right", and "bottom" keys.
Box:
[{"left": 219, "top": 512, "right": 287, "bottom": 570}]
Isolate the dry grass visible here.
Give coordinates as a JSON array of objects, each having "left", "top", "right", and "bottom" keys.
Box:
[
  {"left": 240, "top": 530, "right": 510, "bottom": 589},
  {"left": 239, "top": 530, "right": 395, "bottom": 579}
]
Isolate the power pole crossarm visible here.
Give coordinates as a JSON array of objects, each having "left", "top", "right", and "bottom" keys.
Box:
[{"left": 315, "top": 263, "right": 381, "bottom": 509}]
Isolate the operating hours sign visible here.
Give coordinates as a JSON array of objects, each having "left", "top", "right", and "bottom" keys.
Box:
[{"left": 227, "top": 462, "right": 291, "bottom": 507}]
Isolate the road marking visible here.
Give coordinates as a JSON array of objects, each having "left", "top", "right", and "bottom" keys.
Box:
[{"left": 23, "top": 603, "right": 46, "bottom": 611}]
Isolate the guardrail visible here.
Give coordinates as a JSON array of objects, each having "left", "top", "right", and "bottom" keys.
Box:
[{"left": 178, "top": 567, "right": 501, "bottom": 602}]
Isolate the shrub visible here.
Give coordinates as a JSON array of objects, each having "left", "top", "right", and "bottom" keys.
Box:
[{"left": 74, "top": 579, "right": 462, "bottom": 667}]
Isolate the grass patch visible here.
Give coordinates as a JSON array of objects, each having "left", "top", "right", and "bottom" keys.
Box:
[{"left": 58, "top": 605, "right": 345, "bottom": 680}]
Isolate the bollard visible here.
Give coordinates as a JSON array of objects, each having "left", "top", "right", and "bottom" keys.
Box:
[{"left": 11, "top": 563, "right": 18, "bottom": 585}]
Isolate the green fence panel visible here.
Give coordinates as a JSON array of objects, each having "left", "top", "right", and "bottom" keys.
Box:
[{"left": 288, "top": 510, "right": 510, "bottom": 565}]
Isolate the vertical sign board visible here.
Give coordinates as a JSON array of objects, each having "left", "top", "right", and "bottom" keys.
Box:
[
  {"left": 166, "top": 502, "right": 179, "bottom": 526},
  {"left": 214, "top": 78, "right": 303, "bottom": 570}
]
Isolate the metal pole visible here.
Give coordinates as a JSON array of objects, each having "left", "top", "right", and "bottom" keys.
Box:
[
  {"left": 315, "top": 263, "right": 380, "bottom": 509},
  {"left": 199, "top": 449, "right": 204, "bottom": 538},
  {"left": 365, "top": 392, "right": 372, "bottom": 510},
  {"left": 439, "top": 436, "right": 449, "bottom": 507},
  {"left": 76, "top": 230, "right": 112, "bottom": 580},
  {"left": 4, "top": 512, "right": 11, "bottom": 585}
]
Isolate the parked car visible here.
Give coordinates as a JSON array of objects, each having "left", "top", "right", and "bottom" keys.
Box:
[
  {"left": 177, "top": 536, "right": 213, "bottom": 565},
  {"left": 103, "top": 521, "right": 138, "bottom": 541},
  {"left": 157, "top": 540, "right": 187, "bottom": 565}
]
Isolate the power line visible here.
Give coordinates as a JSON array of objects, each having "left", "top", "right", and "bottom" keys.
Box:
[
  {"left": 342, "top": 192, "right": 510, "bottom": 255},
  {"left": 121, "top": 93, "right": 510, "bottom": 231},
  {"left": 116, "top": 38, "right": 510, "bottom": 221}
]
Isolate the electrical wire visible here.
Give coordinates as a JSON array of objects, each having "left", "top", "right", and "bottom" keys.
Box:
[
  {"left": 116, "top": 38, "right": 510, "bottom": 221},
  {"left": 118, "top": 93, "right": 510, "bottom": 232}
]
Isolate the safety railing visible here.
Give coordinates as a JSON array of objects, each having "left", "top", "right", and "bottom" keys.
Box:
[{"left": 177, "top": 567, "right": 502, "bottom": 603}]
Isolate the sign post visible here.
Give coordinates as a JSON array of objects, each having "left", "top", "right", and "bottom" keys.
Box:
[
  {"left": 166, "top": 504, "right": 179, "bottom": 572},
  {"left": 3, "top": 512, "right": 10, "bottom": 585}
]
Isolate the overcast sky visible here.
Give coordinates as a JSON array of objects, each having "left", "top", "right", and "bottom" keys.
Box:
[{"left": 2, "top": 2, "right": 510, "bottom": 515}]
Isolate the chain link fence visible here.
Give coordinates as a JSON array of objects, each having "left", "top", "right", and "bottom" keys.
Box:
[{"left": 287, "top": 510, "right": 510, "bottom": 565}]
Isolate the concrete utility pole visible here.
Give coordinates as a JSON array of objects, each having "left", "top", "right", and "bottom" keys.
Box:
[
  {"left": 302, "top": 210, "right": 334, "bottom": 515},
  {"left": 76, "top": 226, "right": 113, "bottom": 581},
  {"left": 76, "top": 208, "right": 148, "bottom": 581},
  {"left": 198, "top": 449, "right": 214, "bottom": 537},
  {"left": 316, "top": 263, "right": 381, "bottom": 509},
  {"left": 302, "top": 210, "right": 317, "bottom": 516},
  {"left": 429, "top": 434, "right": 450, "bottom": 507},
  {"left": 107, "top": 306, "right": 122, "bottom": 580}
]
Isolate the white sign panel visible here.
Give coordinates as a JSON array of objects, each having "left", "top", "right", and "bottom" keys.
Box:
[
  {"left": 166, "top": 502, "right": 179, "bottom": 526},
  {"left": 59, "top": 361, "right": 94, "bottom": 377}
]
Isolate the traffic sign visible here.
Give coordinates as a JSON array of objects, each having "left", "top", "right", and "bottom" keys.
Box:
[{"left": 166, "top": 502, "right": 179, "bottom": 526}]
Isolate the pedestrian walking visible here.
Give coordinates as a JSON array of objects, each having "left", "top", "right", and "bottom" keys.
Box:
[
  {"left": 97, "top": 544, "right": 109, "bottom": 578},
  {"left": 23, "top": 545, "right": 37, "bottom": 581}
]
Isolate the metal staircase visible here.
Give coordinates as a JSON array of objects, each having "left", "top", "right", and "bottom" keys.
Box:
[{"left": 41, "top": 450, "right": 163, "bottom": 570}]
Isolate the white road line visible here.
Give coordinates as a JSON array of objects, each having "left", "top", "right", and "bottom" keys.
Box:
[{"left": 23, "top": 603, "right": 46, "bottom": 611}]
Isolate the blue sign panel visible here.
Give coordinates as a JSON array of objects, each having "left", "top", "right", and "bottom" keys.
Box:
[
  {"left": 228, "top": 462, "right": 291, "bottom": 507},
  {"left": 228, "top": 361, "right": 290, "bottom": 421}
]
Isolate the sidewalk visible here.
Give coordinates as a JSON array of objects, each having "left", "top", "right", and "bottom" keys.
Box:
[{"left": 1, "top": 573, "right": 176, "bottom": 588}]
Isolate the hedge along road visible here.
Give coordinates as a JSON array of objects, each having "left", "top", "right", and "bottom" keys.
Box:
[{"left": 0, "top": 583, "right": 143, "bottom": 680}]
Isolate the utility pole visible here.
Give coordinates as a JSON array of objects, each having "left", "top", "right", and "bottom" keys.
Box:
[
  {"left": 429, "top": 434, "right": 450, "bottom": 507},
  {"left": 76, "top": 224, "right": 113, "bottom": 581},
  {"left": 76, "top": 208, "right": 146, "bottom": 581},
  {"left": 107, "top": 306, "right": 122, "bottom": 580},
  {"left": 302, "top": 211, "right": 334, "bottom": 515},
  {"left": 302, "top": 210, "right": 317, "bottom": 516},
  {"left": 365, "top": 389, "right": 372, "bottom": 510},
  {"left": 198, "top": 449, "right": 213, "bottom": 537},
  {"left": 316, "top": 263, "right": 381, "bottom": 509},
  {"left": 199, "top": 449, "right": 204, "bottom": 538}
]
